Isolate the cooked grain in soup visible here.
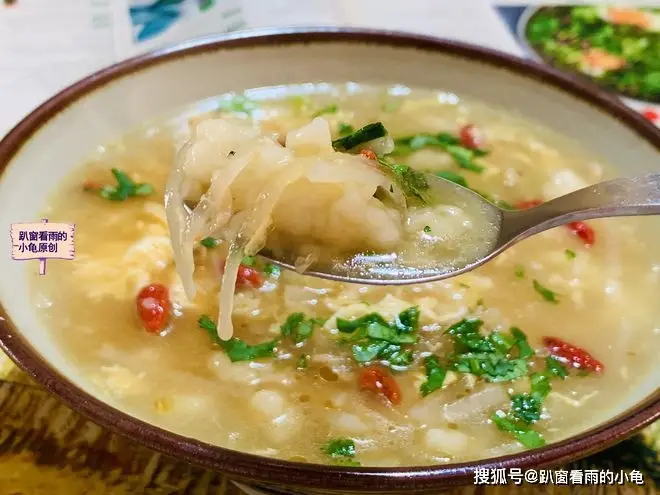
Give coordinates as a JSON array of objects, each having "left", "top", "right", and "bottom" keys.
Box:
[{"left": 32, "top": 84, "right": 660, "bottom": 467}]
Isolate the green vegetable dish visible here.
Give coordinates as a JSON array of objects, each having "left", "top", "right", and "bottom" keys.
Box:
[
  {"left": 31, "top": 83, "right": 660, "bottom": 467},
  {"left": 524, "top": 6, "right": 660, "bottom": 102}
]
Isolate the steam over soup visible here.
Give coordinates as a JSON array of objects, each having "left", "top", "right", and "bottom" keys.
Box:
[{"left": 32, "top": 84, "right": 660, "bottom": 467}]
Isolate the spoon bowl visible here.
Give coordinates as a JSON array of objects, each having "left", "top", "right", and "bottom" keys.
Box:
[{"left": 255, "top": 172, "right": 660, "bottom": 285}]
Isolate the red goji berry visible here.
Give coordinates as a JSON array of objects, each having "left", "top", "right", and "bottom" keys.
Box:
[
  {"left": 358, "top": 366, "right": 402, "bottom": 405},
  {"left": 543, "top": 336, "right": 604, "bottom": 373}
]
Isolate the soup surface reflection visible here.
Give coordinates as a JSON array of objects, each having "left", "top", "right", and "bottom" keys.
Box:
[{"left": 32, "top": 84, "right": 660, "bottom": 466}]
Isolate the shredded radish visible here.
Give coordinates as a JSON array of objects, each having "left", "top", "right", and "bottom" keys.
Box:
[
  {"left": 217, "top": 243, "right": 242, "bottom": 340},
  {"left": 164, "top": 142, "right": 196, "bottom": 299},
  {"left": 166, "top": 115, "right": 408, "bottom": 341}
]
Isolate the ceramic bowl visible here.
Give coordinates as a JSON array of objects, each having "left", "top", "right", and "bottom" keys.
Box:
[{"left": 0, "top": 28, "right": 659, "bottom": 494}]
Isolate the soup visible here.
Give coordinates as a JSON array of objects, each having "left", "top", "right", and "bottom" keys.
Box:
[{"left": 32, "top": 84, "right": 660, "bottom": 467}]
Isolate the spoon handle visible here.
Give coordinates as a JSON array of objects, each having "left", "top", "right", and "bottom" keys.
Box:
[{"left": 498, "top": 173, "right": 660, "bottom": 245}]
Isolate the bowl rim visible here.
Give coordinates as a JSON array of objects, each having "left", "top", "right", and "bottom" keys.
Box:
[{"left": 1, "top": 27, "right": 659, "bottom": 492}]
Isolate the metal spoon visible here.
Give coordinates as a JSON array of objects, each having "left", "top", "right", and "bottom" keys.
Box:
[
  {"left": 250, "top": 172, "right": 660, "bottom": 285},
  {"left": 184, "top": 173, "right": 660, "bottom": 285}
]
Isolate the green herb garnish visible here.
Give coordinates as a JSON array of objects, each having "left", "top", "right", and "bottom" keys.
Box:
[
  {"left": 392, "top": 306, "right": 420, "bottom": 334},
  {"left": 423, "top": 225, "right": 432, "bottom": 234},
  {"left": 565, "top": 249, "right": 576, "bottom": 260},
  {"left": 321, "top": 438, "right": 360, "bottom": 466},
  {"left": 200, "top": 237, "right": 219, "bottom": 248},
  {"left": 491, "top": 412, "right": 546, "bottom": 448},
  {"left": 241, "top": 255, "right": 256, "bottom": 266},
  {"left": 264, "top": 263, "right": 281, "bottom": 278},
  {"left": 376, "top": 156, "right": 430, "bottom": 204},
  {"left": 280, "top": 312, "right": 323, "bottom": 343},
  {"left": 337, "top": 122, "right": 355, "bottom": 136},
  {"left": 435, "top": 170, "right": 468, "bottom": 187},
  {"left": 331, "top": 122, "right": 387, "bottom": 151},
  {"left": 453, "top": 353, "right": 528, "bottom": 382},
  {"left": 510, "top": 393, "right": 543, "bottom": 424},
  {"left": 336, "top": 313, "right": 389, "bottom": 333},
  {"left": 533, "top": 279, "right": 560, "bottom": 304},
  {"left": 337, "top": 308, "right": 420, "bottom": 368},
  {"left": 312, "top": 104, "right": 339, "bottom": 118},
  {"left": 444, "top": 319, "right": 533, "bottom": 382},
  {"left": 93, "top": 168, "right": 153, "bottom": 201},
  {"left": 491, "top": 352, "right": 570, "bottom": 448},
  {"left": 510, "top": 327, "right": 534, "bottom": 359},
  {"left": 420, "top": 355, "right": 447, "bottom": 397},
  {"left": 545, "top": 356, "right": 568, "bottom": 379},
  {"left": 198, "top": 315, "right": 278, "bottom": 362},
  {"left": 393, "top": 132, "right": 487, "bottom": 173},
  {"left": 514, "top": 266, "right": 526, "bottom": 279}
]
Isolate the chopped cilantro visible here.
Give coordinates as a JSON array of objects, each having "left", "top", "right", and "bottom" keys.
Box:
[
  {"left": 337, "top": 122, "right": 355, "bottom": 136},
  {"left": 264, "top": 263, "right": 281, "bottom": 278},
  {"left": 533, "top": 279, "right": 560, "bottom": 304},
  {"left": 241, "top": 255, "right": 256, "bottom": 266},
  {"left": 510, "top": 393, "right": 543, "bottom": 424},
  {"left": 514, "top": 266, "right": 526, "bottom": 279},
  {"left": 336, "top": 313, "right": 389, "bottom": 333},
  {"left": 444, "top": 319, "right": 492, "bottom": 353},
  {"left": 491, "top": 412, "right": 546, "bottom": 448},
  {"left": 198, "top": 315, "right": 278, "bottom": 362},
  {"left": 200, "top": 237, "right": 219, "bottom": 248},
  {"left": 565, "top": 249, "right": 576, "bottom": 260},
  {"left": 331, "top": 122, "right": 387, "bottom": 151},
  {"left": 420, "top": 355, "right": 446, "bottom": 397},
  {"left": 423, "top": 225, "right": 432, "bottom": 234},
  {"left": 377, "top": 344, "right": 414, "bottom": 366},
  {"left": 337, "top": 308, "right": 419, "bottom": 368},
  {"left": 376, "top": 156, "right": 430, "bottom": 204},
  {"left": 217, "top": 94, "right": 257, "bottom": 116},
  {"left": 392, "top": 306, "right": 420, "bottom": 334},
  {"left": 93, "top": 168, "right": 153, "bottom": 201},
  {"left": 490, "top": 350, "right": 572, "bottom": 448},
  {"left": 444, "top": 320, "right": 534, "bottom": 382},
  {"left": 453, "top": 353, "right": 528, "bottom": 382},
  {"left": 321, "top": 438, "right": 360, "bottom": 466},
  {"left": 395, "top": 132, "right": 457, "bottom": 153},
  {"left": 312, "top": 104, "right": 339, "bottom": 118},
  {"left": 545, "top": 356, "right": 568, "bottom": 379},
  {"left": 352, "top": 341, "right": 386, "bottom": 362},
  {"left": 280, "top": 312, "right": 323, "bottom": 343},
  {"left": 322, "top": 438, "right": 356, "bottom": 457},
  {"left": 445, "top": 145, "right": 485, "bottom": 173},
  {"left": 510, "top": 327, "right": 534, "bottom": 359},
  {"left": 530, "top": 371, "right": 552, "bottom": 400},
  {"left": 365, "top": 321, "right": 417, "bottom": 344},
  {"left": 218, "top": 337, "right": 278, "bottom": 363},
  {"left": 393, "top": 132, "right": 486, "bottom": 173},
  {"left": 436, "top": 170, "right": 468, "bottom": 187}
]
